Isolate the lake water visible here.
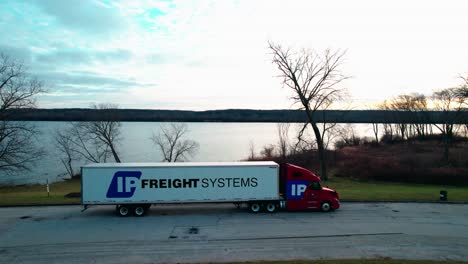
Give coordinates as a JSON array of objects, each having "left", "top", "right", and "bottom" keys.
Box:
[{"left": 0, "top": 122, "right": 377, "bottom": 185}]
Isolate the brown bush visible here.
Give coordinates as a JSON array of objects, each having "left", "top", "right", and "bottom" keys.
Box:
[
  {"left": 245, "top": 139, "right": 468, "bottom": 185},
  {"left": 334, "top": 141, "right": 468, "bottom": 185}
]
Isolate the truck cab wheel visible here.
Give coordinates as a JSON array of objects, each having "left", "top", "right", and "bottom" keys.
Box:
[
  {"left": 320, "top": 202, "right": 332, "bottom": 212},
  {"left": 134, "top": 206, "right": 146, "bottom": 217},
  {"left": 265, "top": 202, "right": 277, "bottom": 213},
  {"left": 117, "top": 205, "right": 130, "bottom": 217},
  {"left": 249, "top": 203, "right": 261, "bottom": 213}
]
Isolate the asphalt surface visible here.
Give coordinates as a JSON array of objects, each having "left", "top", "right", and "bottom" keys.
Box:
[{"left": 0, "top": 203, "right": 467, "bottom": 263}]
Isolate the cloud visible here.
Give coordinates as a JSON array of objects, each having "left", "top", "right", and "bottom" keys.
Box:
[
  {"left": 0, "top": 45, "right": 33, "bottom": 64},
  {"left": 0, "top": 44, "right": 133, "bottom": 68},
  {"left": 30, "top": 0, "right": 127, "bottom": 35},
  {"left": 38, "top": 71, "right": 143, "bottom": 90},
  {"left": 36, "top": 48, "right": 133, "bottom": 65}
]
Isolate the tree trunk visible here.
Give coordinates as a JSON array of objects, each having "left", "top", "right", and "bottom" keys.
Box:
[
  {"left": 443, "top": 123, "right": 453, "bottom": 164},
  {"left": 443, "top": 132, "right": 449, "bottom": 164},
  {"left": 67, "top": 157, "right": 74, "bottom": 178},
  {"left": 310, "top": 122, "right": 327, "bottom": 181},
  {"left": 303, "top": 107, "right": 328, "bottom": 181},
  {"left": 372, "top": 123, "right": 379, "bottom": 143},
  {"left": 109, "top": 143, "right": 121, "bottom": 163}
]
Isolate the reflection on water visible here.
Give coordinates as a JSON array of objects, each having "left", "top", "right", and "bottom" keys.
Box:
[{"left": 0, "top": 122, "right": 377, "bottom": 185}]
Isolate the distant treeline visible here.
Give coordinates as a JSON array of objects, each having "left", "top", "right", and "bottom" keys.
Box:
[{"left": 2, "top": 108, "right": 467, "bottom": 124}]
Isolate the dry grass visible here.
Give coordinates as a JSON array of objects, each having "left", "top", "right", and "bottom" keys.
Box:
[{"left": 0, "top": 178, "right": 81, "bottom": 205}]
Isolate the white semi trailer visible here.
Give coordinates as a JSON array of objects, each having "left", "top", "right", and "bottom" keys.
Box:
[{"left": 81, "top": 161, "right": 340, "bottom": 216}]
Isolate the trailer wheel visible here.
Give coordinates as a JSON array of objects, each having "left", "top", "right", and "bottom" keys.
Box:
[
  {"left": 265, "top": 202, "right": 277, "bottom": 213},
  {"left": 249, "top": 202, "right": 261, "bottom": 213},
  {"left": 320, "top": 201, "right": 332, "bottom": 212},
  {"left": 134, "top": 206, "right": 146, "bottom": 217},
  {"left": 117, "top": 205, "right": 130, "bottom": 217}
]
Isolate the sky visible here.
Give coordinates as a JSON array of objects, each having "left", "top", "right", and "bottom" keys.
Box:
[{"left": 0, "top": 0, "right": 467, "bottom": 110}]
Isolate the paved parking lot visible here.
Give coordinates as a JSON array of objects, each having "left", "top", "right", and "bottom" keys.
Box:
[{"left": 0, "top": 203, "right": 467, "bottom": 263}]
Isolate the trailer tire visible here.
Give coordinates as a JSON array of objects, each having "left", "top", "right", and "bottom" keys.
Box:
[
  {"left": 320, "top": 201, "right": 332, "bottom": 212},
  {"left": 265, "top": 202, "right": 277, "bottom": 213},
  {"left": 249, "top": 202, "right": 261, "bottom": 213},
  {"left": 117, "top": 205, "right": 131, "bottom": 217},
  {"left": 134, "top": 206, "right": 146, "bottom": 217}
]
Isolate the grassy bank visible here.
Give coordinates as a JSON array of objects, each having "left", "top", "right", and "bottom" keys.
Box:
[
  {"left": 0, "top": 178, "right": 81, "bottom": 206},
  {"left": 1, "top": 176, "right": 468, "bottom": 206},
  {"left": 324, "top": 177, "right": 468, "bottom": 202}
]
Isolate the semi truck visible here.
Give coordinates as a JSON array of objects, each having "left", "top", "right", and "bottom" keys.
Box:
[{"left": 81, "top": 161, "right": 340, "bottom": 216}]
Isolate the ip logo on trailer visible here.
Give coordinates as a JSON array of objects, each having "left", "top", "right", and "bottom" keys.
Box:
[{"left": 106, "top": 171, "right": 142, "bottom": 198}]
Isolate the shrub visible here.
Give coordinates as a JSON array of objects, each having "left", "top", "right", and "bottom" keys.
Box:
[
  {"left": 334, "top": 136, "right": 373, "bottom": 149},
  {"left": 380, "top": 133, "right": 403, "bottom": 144},
  {"left": 334, "top": 142, "right": 468, "bottom": 185}
]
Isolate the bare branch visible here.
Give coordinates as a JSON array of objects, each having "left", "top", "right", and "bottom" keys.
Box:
[
  {"left": 277, "top": 123, "right": 290, "bottom": 160},
  {"left": 54, "top": 128, "right": 76, "bottom": 178},
  {"left": 151, "top": 123, "right": 199, "bottom": 162},
  {"left": 73, "top": 103, "right": 122, "bottom": 163}
]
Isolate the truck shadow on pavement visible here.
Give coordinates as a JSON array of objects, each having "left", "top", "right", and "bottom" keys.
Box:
[{"left": 82, "top": 203, "right": 334, "bottom": 218}]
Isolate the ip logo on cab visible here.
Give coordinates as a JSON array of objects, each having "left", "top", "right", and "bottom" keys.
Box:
[{"left": 286, "top": 180, "right": 308, "bottom": 200}]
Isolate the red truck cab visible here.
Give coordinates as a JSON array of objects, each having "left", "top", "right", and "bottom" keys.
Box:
[{"left": 280, "top": 163, "right": 340, "bottom": 212}]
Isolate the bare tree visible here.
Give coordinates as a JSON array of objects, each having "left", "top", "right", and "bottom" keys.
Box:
[
  {"left": 366, "top": 103, "right": 379, "bottom": 143},
  {"left": 411, "top": 94, "right": 430, "bottom": 138},
  {"left": 277, "top": 123, "right": 290, "bottom": 161},
  {"left": 0, "top": 53, "right": 44, "bottom": 173},
  {"left": 54, "top": 128, "right": 76, "bottom": 178},
  {"left": 458, "top": 74, "right": 468, "bottom": 136},
  {"left": 432, "top": 86, "right": 467, "bottom": 162},
  {"left": 389, "top": 95, "right": 412, "bottom": 139},
  {"left": 248, "top": 140, "right": 256, "bottom": 160},
  {"left": 333, "top": 124, "right": 359, "bottom": 149},
  {"left": 269, "top": 42, "right": 347, "bottom": 180},
  {"left": 55, "top": 116, "right": 119, "bottom": 176},
  {"left": 458, "top": 74, "right": 468, "bottom": 93},
  {"left": 389, "top": 93, "right": 429, "bottom": 139},
  {"left": 377, "top": 100, "right": 395, "bottom": 141},
  {"left": 260, "top": 144, "right": 276, "bottom": 159},
  {"left": 151, "top": 123, "right": 199, "bottom": 162},
  {"left": 67, "top": 122, "right": 112, "bottom": 163},
  {"left": 56, "top": 104, "right": 122, "bottom": 165},
  {"left": 77, "top": 103, "right": 122, "bottom": 163}
]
